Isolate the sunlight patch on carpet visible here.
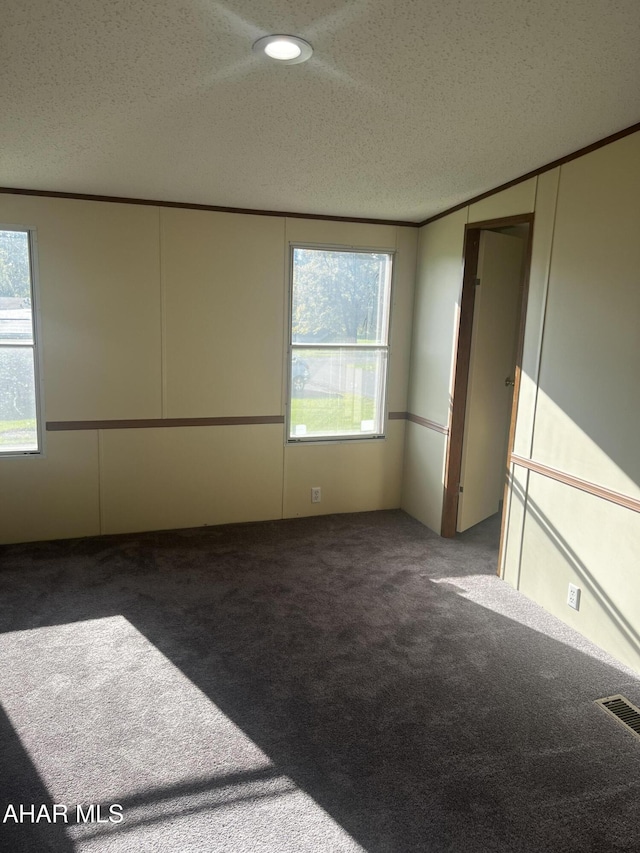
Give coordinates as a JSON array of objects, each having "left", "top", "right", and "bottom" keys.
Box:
[{"left": 0, "top": 616, "right": 365, "bottom": 852}]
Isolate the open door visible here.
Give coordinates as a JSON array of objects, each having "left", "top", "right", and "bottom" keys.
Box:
[
  {"left": 441, "top": 213, "right": 533, "bottom": 544},
  {"left": 457, "top": 231, "right": 525, "bottom": 532}
]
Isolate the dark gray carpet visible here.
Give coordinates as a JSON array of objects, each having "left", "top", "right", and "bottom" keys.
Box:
[{"left": 1, "top": 510, "right": 639, "bottom": 852}]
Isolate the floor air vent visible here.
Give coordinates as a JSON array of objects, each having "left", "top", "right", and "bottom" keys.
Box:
[{"left": 595, "top": 695, "right": 640, "bottom": 741}]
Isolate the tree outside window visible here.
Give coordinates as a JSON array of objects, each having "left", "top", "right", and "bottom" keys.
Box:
[{"left": 288, "top": 247, "right": 393, "bottom": 441}]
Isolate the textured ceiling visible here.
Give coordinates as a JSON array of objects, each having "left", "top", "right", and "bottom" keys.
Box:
[{"left": 2, "top": 0, "right": 640, "bottom": 222}]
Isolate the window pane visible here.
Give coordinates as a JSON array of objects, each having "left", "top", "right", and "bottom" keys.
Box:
[
  {"left": 0, "top": 346, "right": 38, "bottom": 452},
  {"left": 0, "top": 230, "right": 33, "bottom": 344},
  {"left": 290, "top": 348, "right": 387, "bottom": 439},
  {"left": 292, "top": 248, "right": 391, "bottom": 345}
]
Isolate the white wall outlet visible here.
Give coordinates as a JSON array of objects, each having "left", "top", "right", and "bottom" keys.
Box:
[
  {"left": 567, "top": 583, "right": 581, "bottom": 610},
  {"left": 311, "top": 487, "right": 321, "bottom": 503}
]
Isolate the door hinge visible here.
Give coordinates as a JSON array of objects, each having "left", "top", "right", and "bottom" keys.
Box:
[
  {"left": 458, "top": 484, "right": 464, "bottom": 494},
  {"left": 475, "top": 277, "right": 481, "bottom": 287}
]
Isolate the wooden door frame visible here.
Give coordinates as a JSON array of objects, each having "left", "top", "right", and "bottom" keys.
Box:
[{"left": 440, "top": 213, "right": 535, "bottom": 544}]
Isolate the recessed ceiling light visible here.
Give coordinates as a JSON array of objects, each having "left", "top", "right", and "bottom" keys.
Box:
[{"left": 252, "top": 35, "right": 313, "bottom": 65}]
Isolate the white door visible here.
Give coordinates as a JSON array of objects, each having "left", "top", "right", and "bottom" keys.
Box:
[{"left": 457, "top": 230, "right": 524, "bottom": 532}]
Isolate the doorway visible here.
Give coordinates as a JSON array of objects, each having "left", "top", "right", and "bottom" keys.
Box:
[{"left": 441, "top": 215, "right": 534, "bottom": 560}]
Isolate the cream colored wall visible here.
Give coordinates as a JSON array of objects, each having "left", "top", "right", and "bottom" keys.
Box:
[
  {"left": 283, "top": 420, "right": 405, "bottom": 518},
  {"left": 0, "top": 195, "right": 163, "bottom": 422},
  {"left": 500, "top": 169, "right": 560, "bottom": 582},
  {"left": 400, "top": 208, "right": 467, "bottom": 531},
  {"left": 405, "top": 209, "right": 467, "bottom": 426},
  {"left": 511, "top": 169, "right": 559, "bottom": 458},
  {"left": 161, "top": 209, "right": 285, "bottom": 418},
  {"left": 516, "top": 473, "right": 640, "bottom": 673},
  {"left": 468, "top": 179, "right": 536, "bottom": 222},
  {"left": 403, "top": 131, "right": 640, "bottom": 673},
  {"left": 528, "top": 136, "right": 640, "bottom": 499},
  {"left": 503, "top": 132, "right": 640, "bottom": 672},
  {"left": 0, "top": 432, "right": 100, "bottom": 543},
  {"left": 100, "top": 425, "right": 284, "bottom": 534},
  {"left": 400, "top": 422, "right": 447, "bottom": 531},
  {"left": 0, "top": 196, "right": 416, "bottom": 544}
]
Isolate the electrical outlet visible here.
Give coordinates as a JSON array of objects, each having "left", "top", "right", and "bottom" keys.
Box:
[
  {"left": 311, "top": 487, "right": 321, "bottom": 503},
  {"left": 567, "top": 583, "right": 581, "bottom": 610}
]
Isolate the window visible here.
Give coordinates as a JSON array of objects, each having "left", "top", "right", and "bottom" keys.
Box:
[
  {"left": 288, "top": 245, "right": 393, "bottom": 441},
  {"left": 0, "top": 228, "right": 42, "bottom": 455}
]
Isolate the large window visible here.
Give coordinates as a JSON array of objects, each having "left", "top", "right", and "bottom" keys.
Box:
[
  {"left": 288, "top": 246, "right": 393, "bottom": 441},
  {"left": 0, "top": 228, "right": 42, "bottom": 455}
]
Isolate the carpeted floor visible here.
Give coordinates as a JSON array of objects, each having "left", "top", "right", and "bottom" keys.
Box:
[{"left": 1, "top": 510, "right": 639, "bottom": 852}]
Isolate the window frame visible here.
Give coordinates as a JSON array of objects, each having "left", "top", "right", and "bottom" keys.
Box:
[
  {"left": 0, "top": 225, "right": 45, "bottom": 458},
  {"left": 286, "top": 242, "right": 395, "bottom": 444}
]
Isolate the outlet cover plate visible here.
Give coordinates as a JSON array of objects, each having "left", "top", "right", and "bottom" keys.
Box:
[{"left": 567, "top": 583, "right": 581, "bottom": 610}]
